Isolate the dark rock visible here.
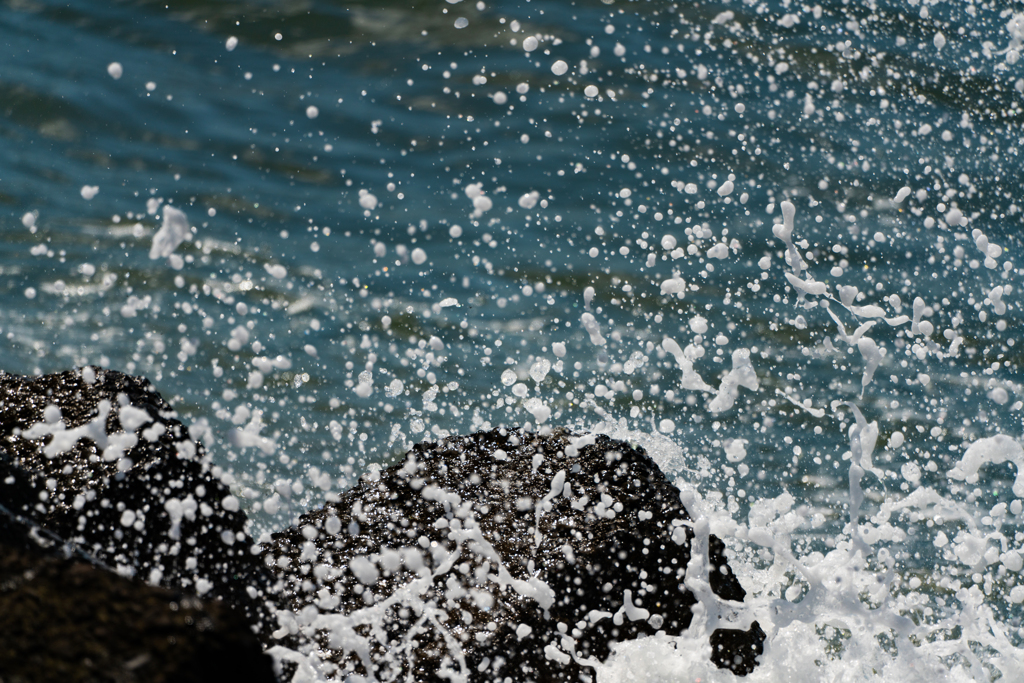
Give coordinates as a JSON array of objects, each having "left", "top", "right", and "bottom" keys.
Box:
[
  {"left": 266, "top": 428, "right": 764, "bottom": 681},
  {"left": 0, "top": 531, "right": 277, "bottom": 683},
  {"left": 0, "top": 443, "right": 47, "bottom": 552},
  {"left": 1, "top": 368, "right": 765, "bottom": 681},
  {"left": 0, "top": 367, "right": 276, "bottom": 638}
]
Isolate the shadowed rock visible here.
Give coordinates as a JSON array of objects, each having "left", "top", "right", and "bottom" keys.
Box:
[
  {"left": 266, "top": 428, "right": 764, "bottom": 681},
  {"left": 0, "top": 367, "right": 275, "bottom": 637},
  {"left": 0, "top": 529, "right": 277, "bottom": 683}
]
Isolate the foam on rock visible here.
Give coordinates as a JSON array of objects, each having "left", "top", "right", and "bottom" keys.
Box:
[{"left": 265, "top": 428, "right": 764, "bottom": 681}]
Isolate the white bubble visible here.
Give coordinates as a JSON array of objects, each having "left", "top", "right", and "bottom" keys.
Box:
[
  {"left": 933, "top": 31, "right": 946, "bottom": 50},
  {"left": 24, "top": 287, "right": 36, "bottom": 299},
  {"left": 226, "top": 36, "right": 239, "bottom": 51},
  {"left": 523, "top": 36, "right": 539, "bottom": 52},
  {"left": 107, "top": 62, "right": 123, "bottom": 79},
  {"left": 306, "top": 105, "right": 319, "bottom": 119},
  {"left": 658, "top": 419, "right": 675, "bottom": 434},
  {"left": 449, "top": 224, "right": 463, "bottom": 238},
  {"left": 454, "top": 17, "right": 469, "bottom": 29},
  {"left": 660, "top": 277, "right": 686, "bottom": 298},
  {"left": 21, "top": 212, "right": 36, "bottom": 229},
  {"left": 354, "top": 378, "right": 373, "bottom": 398},
  {"left": 324, "top": 515, "right": 342, "bottom": 535},
  {"left": 661, "top": 234, "right": 677, "bottom": 250},
  {"left": 350, "top": 556, "right": 379, "bottom": 585},
  {"left": 411, "top": 248, "right": 427, "bottom": 265},
  {"left": 264, "top": 263, "right": 287, "bottom": 279},
  {"left": 492, "top": 91, "right": 508, "bottom": 105},
  {"left": 724, "top": 439, "right": 747, "bottom": 462},
  {"left": 80, "top": 185, "right": 99, "bottom": 200},
  {"left": 584, "top": 85, "right": 599, "bottom": 98},
  {"left": 988, "top": 387, "right": 1010, "bottom": 405},
  {"left": 518, "top": 191, "right": 539, "bottom": 209},
  {"left": 501, "top": 369, "right": 517, "bottom": 386},
  {"left": 1004, "top": 550, "right": 1023, "bottom": 573},
  {"left": 901, "top": 462, "right": 921, "bottom": 485},
  {"left": 551, "top": 60, "right": 569, "bottom": 76},
  {"left": 359, "top": 190, "right": 378, "bottom": 210},
  {"left": 525, "top": 397, "right": 551, "bottom": 423},
  {"left": 717, "top": 180, "right": 734, "bottom": 197},
  {"left": 150, "top": 205, "right": 190, "bottom": 259},
  {"left": 529, "top": 358, "right": 551, "bottom": 382}
]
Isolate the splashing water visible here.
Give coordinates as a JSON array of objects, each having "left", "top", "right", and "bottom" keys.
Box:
[{"left": 2, "top": 0, "right": 1023, "bottom": 680}]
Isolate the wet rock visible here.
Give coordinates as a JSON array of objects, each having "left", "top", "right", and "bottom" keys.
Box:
[
  {"left": 266, "top": 428, "right": 764, "bottom": 681},
  {"left": 0, "top": 530, "right": 277, "bottom": 683},
  {"left": 0, "top": 367, "right": 275, "bottom": 637}
]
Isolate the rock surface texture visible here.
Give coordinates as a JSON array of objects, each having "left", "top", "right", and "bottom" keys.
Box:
[
  {"left": 0, "top": 367, "right": 275, "bottom": 636},
  {"left": 267, "top": 428, "right": 765, "bottom": 681}
]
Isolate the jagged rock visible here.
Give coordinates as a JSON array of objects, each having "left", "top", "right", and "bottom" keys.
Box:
[
  {"left": 0, "top": 531, "right": 277, "bottom": 683},
  {"left": 266, "top": 428, "right": 765, "bottom": 681},
  {"left": 0, "top": 367, "right": 275, "bottom": 637}
]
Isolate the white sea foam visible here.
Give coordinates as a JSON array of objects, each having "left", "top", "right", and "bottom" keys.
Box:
[{"left": 149, "top": 206, "right": 190, "bottom": 260}]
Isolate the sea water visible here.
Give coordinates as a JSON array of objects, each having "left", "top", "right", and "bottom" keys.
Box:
[{"left": 1, "top": 0, "right": 1022, "bottom": 680}]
